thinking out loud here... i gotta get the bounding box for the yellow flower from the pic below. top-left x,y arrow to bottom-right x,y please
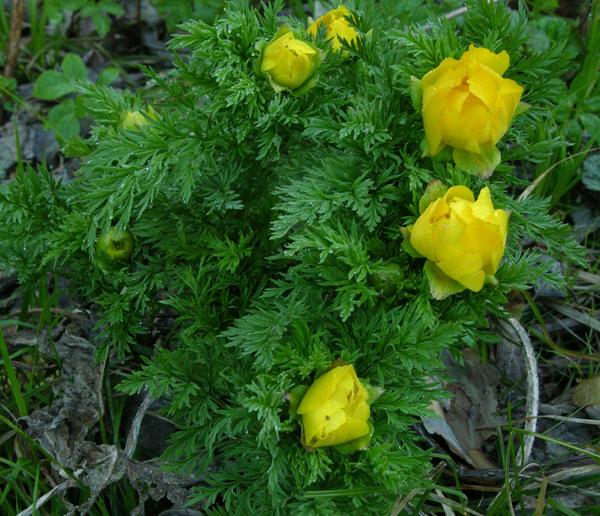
297,364 -> 370,449
261,29 -> 320,92
410,186 -> 509,293
307,6 -> 359,52
419,45 -> 523,175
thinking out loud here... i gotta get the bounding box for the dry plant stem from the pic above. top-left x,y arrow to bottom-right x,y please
4,0 -> 24,78
16,480 -> 74,516
125,392 -> 153,458
508,318 -> 539,465
534,477 -> 549,516
390,462 -> 446,516
519,146 -> 600,200
523,291 -> 600,361
421,0 -> 498,30
457,457 -> 600,486
486,320 -> 539,515
435,489 -> 456,516
425,495 -> 484,516
477,413 -> 600,428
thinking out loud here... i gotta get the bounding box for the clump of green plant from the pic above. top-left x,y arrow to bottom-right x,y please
0,0 -> 588,512
1,0 -> 124,76
150,0 -> 227,30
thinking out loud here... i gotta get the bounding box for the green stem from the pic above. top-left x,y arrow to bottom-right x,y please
0,330 -> 28,417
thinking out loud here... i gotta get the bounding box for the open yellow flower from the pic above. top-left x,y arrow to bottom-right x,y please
297,364 -> 370,449
418,45 -> 523,176
261,29 -> 320,92
410,186 -> 509,295
307,6 -> 359,52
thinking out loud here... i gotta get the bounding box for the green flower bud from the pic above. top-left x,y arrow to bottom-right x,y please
372,262 -> 404,295
95,227 -> 134,269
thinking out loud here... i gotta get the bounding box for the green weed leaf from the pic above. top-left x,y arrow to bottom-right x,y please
47,100 -> 80,142
62,53 -> 88,81
32,70 -> 76,100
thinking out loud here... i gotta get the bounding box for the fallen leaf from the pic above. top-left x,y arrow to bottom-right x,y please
422,349 -> 502,469
18,315 -> 201,515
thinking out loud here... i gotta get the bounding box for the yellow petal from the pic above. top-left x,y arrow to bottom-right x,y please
262,31 -> 317,90
430,212 -> 466,256
287,37 -> 316,55
311,415 -> 370,448
467,63 -> 501,108
433,60 -> 468,92
460,217 -> 505,275
446,88 -> 470,113
498,78 -> 523,119
444,186 -> 475,203
297,365 -> 354,414
411,198 -> 446,261
422,86 -> 447,156
494,208 -> 510,244
308,6 -> 357,52
449,199 -> 475,225
260,57 -> 277,72
327,18 -> 359,50
299,363 -> 371,449
436,248 -> 485,291
472,186 -> 495,220
487,78 -> 522,143
466,44 -> 510,75
420,57 -> 461,90
349,397 -> 370,421
445,94 -> 492,152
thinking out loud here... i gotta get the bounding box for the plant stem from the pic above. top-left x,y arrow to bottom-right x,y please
3,0 -> 24,78
0,330 -> 28,417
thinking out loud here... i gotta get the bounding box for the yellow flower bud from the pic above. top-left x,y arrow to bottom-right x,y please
297,364 -> 370,449
121,107 -> 157,131
121,111 -> 147,131
419,45 -> 523,175
261,29 -> 320,92
307,6 -> 359,52
410,186 -> 509,294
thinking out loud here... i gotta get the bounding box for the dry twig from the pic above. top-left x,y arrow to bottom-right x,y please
3,0 -> 24,78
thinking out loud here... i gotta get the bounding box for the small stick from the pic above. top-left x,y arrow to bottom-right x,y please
421,0 -> 498,31
3,0 -> 24,78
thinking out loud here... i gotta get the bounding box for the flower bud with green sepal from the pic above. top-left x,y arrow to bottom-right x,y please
297,363 -> 372,450
121,106 -> 158,131
95,227 -> 134,272
371,262 -> 404,296
256,26 -> 324,95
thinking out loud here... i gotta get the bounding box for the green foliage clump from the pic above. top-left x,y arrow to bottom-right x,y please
0,0 -> 588,512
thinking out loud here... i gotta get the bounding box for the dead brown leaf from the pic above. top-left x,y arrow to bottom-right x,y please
422,349 -> 502,469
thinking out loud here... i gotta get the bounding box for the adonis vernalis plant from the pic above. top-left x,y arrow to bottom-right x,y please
0,0 -> 587,513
